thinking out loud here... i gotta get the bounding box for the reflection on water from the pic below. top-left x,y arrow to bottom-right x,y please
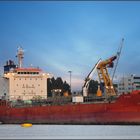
0,125 -> 140,139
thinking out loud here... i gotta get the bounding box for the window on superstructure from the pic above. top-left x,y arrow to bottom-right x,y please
134,77 -> 140,79
21,72 -> 24,74
134,82 -> 140,84
24,72 -> 26,74
18,72 -> 20,74
27,72 -> 30,74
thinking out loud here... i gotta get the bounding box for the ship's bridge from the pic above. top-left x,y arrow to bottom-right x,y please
15,68 -> 42,75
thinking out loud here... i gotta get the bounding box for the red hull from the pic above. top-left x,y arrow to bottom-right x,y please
0,91 -> 140,124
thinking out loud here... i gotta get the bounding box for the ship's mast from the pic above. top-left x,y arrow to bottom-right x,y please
16,46 -> 24,68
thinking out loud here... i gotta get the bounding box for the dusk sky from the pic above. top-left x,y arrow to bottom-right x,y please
0,1 -> 140,91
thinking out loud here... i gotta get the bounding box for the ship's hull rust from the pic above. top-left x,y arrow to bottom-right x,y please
0,91 -> 140,124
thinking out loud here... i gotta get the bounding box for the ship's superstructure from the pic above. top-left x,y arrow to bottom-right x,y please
1,47 -> 51,101
4,67 -> 49,101
0,77 -> 9,100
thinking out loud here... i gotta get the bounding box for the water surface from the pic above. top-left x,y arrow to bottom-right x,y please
0,125 -> 140,139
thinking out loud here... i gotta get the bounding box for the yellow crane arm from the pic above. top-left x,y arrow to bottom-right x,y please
97,55 -> 117,69
97,55 -> 117,97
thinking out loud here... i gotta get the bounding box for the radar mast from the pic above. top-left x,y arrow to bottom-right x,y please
16,46 -> 24,68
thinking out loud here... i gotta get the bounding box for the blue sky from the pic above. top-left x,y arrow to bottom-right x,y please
0,1 -> 140,91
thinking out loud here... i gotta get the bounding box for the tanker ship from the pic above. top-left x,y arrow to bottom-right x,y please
0,44 -> 140,124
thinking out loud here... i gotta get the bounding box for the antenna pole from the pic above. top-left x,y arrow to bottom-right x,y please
16,46 -> 24,68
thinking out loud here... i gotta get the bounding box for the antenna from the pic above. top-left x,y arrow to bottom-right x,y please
16,46 -> 24,68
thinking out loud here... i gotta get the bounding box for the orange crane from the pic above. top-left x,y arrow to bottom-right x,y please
83,39 -> 123,98
97,55 -> 117,97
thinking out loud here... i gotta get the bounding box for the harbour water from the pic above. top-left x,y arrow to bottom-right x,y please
0,125 -> 140,139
